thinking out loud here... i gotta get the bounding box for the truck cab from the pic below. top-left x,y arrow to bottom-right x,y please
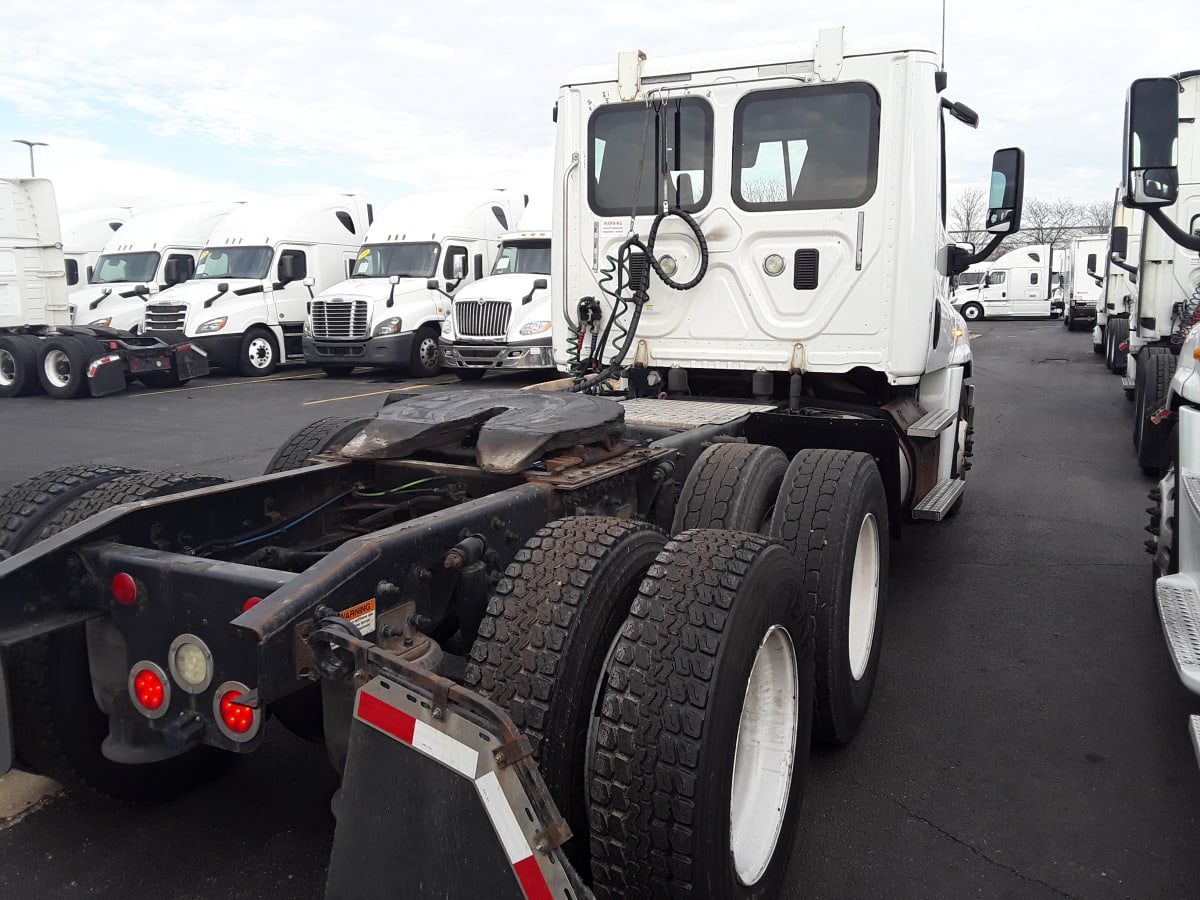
142,194 -> 370,376
303,189 -> 525,378
59,208 -> 132,289
1062,233 -> 1107,331
1095,193 -> 1144,362
439,230 -> 555,380
71,202 -> 239,332
952,244 -> 1056,321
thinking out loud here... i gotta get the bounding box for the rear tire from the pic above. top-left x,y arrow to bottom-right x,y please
1135,348 -> 1176,475
589,530 -> 813,900
770,449 -> 888,745
6,471 -> 232,802
1110,319 -> 1129,374
672,442 -> 787,534
263,417 -> 371,474
237,327 -> 278,377
0,334 -> 42,397
37,335 -> 95,399
408,325 -> 442,378
465,516 -> 666,878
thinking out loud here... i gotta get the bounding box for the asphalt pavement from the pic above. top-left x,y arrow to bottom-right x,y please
0,330 -> 1197,899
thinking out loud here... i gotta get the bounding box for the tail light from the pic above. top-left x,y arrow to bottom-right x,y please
111,572 -> 138,606
128,662 -> 170,719
213,681 -> 261,741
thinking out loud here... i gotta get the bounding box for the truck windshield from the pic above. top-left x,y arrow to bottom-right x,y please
352,242 -> 440,278
491,241 -> 551,276
194,246 -> 273,280
89,252 -> 160,284
956,272 -> 985,287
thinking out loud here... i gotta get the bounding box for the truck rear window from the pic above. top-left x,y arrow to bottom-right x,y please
588,98 -> 713,217
733,83 -> 880,211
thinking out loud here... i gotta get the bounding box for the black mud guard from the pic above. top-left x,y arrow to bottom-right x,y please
86,355 -> 128,397
173,341 -> 211,381
321,636 -> 587,900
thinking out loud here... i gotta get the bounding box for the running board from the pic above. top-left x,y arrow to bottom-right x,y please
1191,716 -> 1200,774
911,478 -> 965,521
1156,574 -> 1200,695
1122,375 -> 1135,391
906,408 -> 957,439
1184,471 -> 1200,520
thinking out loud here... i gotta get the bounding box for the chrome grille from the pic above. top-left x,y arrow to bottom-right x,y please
310,298 -> 369,340
144,303 -> 187,332
454,300 -> 511,339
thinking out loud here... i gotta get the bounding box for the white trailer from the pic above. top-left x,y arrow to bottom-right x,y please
1061,233 -> 1107,331
59,207 -> 132,287
142,194 -> 371,376
1133,73 -> 1200,772
1096,191 -> 1144,371
71,202 -> 240,333
952,243 -> 1056,321
439,229 -> 555,380
0,179 -> 208,399
303,189 -> 525,378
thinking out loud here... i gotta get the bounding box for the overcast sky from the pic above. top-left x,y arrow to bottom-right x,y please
1,0 -> 1195,222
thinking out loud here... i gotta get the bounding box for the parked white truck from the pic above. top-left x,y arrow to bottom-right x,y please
0,179 -> 208,398
59,207 -> 132,287
142,194 -> 371,376
1132,73 -> 1200,772
438,229 -> 554,380
71,202 -> 239,333
952,243 -> 1057,321
303,189 -> 525,378
1061,233 -> 1107,331
1096,192 -> 1143,372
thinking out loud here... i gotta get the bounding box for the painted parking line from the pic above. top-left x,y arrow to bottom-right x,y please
133,372 -> 327,396
303,383 -> 431,406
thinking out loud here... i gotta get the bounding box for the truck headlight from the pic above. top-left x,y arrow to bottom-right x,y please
303,318 -> 313,337
441,320 -> 453,337
373,317 -> 403,337
197,317 -> 227,333
89,317 -> 112,327
519,320 -> 551,336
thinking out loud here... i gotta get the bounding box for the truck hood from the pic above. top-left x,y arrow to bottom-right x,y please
452,273 -> 548,304
145,278 -> 265,309
316,277 -> 433,304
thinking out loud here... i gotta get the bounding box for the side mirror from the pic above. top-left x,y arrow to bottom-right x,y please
1086,253 -> 1098,277
277,251 -> 307,285
65,259 -> 79,286
473,253 -> 484,281
1124,77 -> 1179,208
389,275 -> 400,286
134,284 -> 150,297
945,244 -> 972,278
426,278 -> 440,291
451,255 -> 466,281
163,257 -> 191,286
986,148 -> 1025,235
303,276 -> 316,288
532,278 -> 548,291
1111,226 -> 1129,259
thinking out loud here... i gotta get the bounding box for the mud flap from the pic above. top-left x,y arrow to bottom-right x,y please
173,342 -> 210,380
0,652 -> 12,776
86,357 -> 127,397
322,655 -> 587,900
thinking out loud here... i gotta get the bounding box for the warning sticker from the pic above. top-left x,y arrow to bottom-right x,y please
599,218 -> 626,236
340,598 -> 377,636
357,247 -> 371,260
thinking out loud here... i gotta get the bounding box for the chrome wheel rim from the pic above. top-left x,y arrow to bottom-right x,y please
246,337 -> 274,370
43,349 -> 72,388
848,513 -> 880,680
418,337 -> 440,369
0,348 -> 15,387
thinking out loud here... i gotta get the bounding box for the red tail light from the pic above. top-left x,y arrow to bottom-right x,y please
128,662 -> 170,718
112,572 -> 137,606
213,681 -> 261,741
219,691 -> 254,734
242,596 -> 263,612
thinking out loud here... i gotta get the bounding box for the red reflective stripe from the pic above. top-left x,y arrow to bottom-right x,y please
512,856 -> 553,900
1119,341 -> 1129,351
357,691 -> 415,745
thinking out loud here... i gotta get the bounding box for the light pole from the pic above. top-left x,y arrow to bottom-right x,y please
12,139 -> 48,177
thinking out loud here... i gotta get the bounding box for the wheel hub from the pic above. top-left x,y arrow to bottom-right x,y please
248,338 -> 273,369
44,349 -> 72,388
0,348 -> 15,386
847,513 -> 880,680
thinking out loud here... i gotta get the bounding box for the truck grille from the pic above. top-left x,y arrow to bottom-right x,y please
144,304 -> 187,332
310,298 -> 369,340
454,300 -> 511,339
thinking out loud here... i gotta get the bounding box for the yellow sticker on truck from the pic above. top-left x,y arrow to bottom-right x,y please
340,598 -> 376,636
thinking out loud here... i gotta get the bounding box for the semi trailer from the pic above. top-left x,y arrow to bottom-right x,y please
1061,233 -> 1107,331
303,189 -> 525,378
0,29 -> 1023,898
438,229 -> 556,379
143,194 -> 372,376
0,179 -> 209,399
71,201 -> 240,334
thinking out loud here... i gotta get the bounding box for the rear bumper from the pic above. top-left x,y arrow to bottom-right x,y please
304,333 -> 414,369
440,340 -> 555,370
86,336 -> 209,396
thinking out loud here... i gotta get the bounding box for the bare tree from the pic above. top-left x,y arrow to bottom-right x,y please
949,186 -> 986,249
1079,200 -> 1111,234
1013,197 -> 1083,247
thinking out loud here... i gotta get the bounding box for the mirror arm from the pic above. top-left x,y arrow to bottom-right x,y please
1110,254 -> 1139,281
964,233 -> 1006,267
1145,206 -> 1200,252
387,282 -> 396,308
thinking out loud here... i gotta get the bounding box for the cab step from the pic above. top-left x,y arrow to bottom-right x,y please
1122,375 -> 1135,391
1191,716 -> 1200,774
911,477 -> 965,521
907,407 -> 957,438
1156,574 -> 1200,695
1183,471 -> 1200,520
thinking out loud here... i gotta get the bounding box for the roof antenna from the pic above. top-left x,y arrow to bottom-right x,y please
935,0 -> 949,93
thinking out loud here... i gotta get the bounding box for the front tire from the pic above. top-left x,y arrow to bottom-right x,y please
770,449 -> 889,745
408,325 -> 442,378
453,368 -> 487,381
1135,348 -> 1176,475
589,530 -> 813,900
960,302 -> 983,322
237,327 -> 278,377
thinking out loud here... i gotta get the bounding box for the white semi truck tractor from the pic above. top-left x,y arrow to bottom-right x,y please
1133,73 -> 1200,772
0,30 -> 1023,899
303,189 -> 525,378
952,243 -> 1057,321
438,229 -> 556,380
142,194 -> 371,376
71,201 -> 240,334
1096,190 -> 1143,374
1062,233 -> 1107,331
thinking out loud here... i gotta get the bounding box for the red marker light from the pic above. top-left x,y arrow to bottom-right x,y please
242,596 -> 262,612
112,573 -> 137,606
134,669 -> 165,711
219,690 -> 255,734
